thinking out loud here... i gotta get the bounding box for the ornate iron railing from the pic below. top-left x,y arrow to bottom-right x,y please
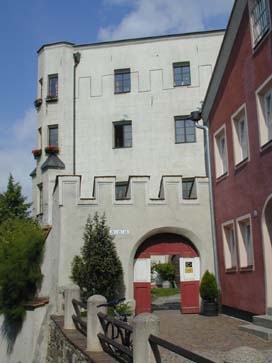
149,334 -> 216,363
97,312 -> 133,363
72,299 -> 87,337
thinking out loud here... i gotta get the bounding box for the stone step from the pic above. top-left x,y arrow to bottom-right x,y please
253,315 -> 272,329
240,324 -> 272,341
267,307 -> 272,316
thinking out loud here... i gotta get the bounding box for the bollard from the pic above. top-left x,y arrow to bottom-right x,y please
87,295 -> 107,352
64,284 -> 80,329
224,346 -> 265,363
133,313 -> 160,363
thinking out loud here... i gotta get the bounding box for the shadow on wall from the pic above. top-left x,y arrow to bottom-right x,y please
1,316 -> 23,354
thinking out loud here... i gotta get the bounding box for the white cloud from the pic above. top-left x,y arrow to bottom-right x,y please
0,107 -> 36,201
99,0 -> 234,41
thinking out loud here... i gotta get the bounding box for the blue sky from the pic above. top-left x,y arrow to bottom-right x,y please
0,0 -> 234,200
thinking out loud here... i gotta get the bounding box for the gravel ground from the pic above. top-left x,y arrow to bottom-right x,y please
155,310 -> 272,363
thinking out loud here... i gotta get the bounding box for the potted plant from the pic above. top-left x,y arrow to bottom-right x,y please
45,145 -> 59,155
199,270 -> 219,316
32,148 -> 42,159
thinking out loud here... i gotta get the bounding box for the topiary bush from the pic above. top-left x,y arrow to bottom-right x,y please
199,270 -> 219,302
71,213 -> 124,302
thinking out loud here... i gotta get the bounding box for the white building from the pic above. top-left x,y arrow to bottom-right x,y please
30,30 -> 224,315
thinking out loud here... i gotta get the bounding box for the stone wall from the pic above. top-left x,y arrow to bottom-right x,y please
46,319 -> 90,363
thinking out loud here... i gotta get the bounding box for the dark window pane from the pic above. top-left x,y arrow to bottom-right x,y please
114,122 -> 132,148
49,126 -> 58,146
114,69 -> 131,93
115,182 -> 128,200
48,75 -> 58,97
175,117 -> 195,143
182,178 -> 197,199
174,63 -> 191,86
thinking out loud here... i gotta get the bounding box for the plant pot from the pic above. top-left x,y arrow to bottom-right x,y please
32,148 -> 42,159
202,300 -> 218,316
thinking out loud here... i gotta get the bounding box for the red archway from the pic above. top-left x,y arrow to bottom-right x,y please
134,233 -> 200,314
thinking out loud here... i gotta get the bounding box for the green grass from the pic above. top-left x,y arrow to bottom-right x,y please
151,288 -> 180,298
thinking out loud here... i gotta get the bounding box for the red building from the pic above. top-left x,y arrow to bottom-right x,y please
202,0 -> 272,316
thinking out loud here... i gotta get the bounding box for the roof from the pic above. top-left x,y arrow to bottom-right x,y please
37,29 -> 225,54
201,0 -> 248,123
41,154 -> 65,171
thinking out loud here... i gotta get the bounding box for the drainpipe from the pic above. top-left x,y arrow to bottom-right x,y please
191,111 -> 220,289
73,52 -> 81,175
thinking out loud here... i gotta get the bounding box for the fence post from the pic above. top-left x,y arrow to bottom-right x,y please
133,313 -> 160,363
64,284 -> 80,329
224,346 -> 265,363
87,295 -> 107,352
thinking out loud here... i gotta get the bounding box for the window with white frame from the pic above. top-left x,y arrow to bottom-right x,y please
249,0 -> 270,47
231,105 -> 249,165
256,76 -> 272,147
222,222 -> 237,270
236,215 -> 254,269
214,126 -> 228,178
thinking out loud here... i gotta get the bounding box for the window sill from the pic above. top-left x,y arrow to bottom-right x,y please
114,91 -> 131,95
260,139 -> 272,154
234,157 -> 249,170
113,146 -> 132,149
239,265 -> 254,272
225,267 -> 237,273
252,28 -> 271,55
175,141 -> 196,144
46,96 -> 58,103
174,84 -> 191,87
216,171 -> 228,183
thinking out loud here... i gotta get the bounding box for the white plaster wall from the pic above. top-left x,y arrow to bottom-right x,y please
32,32 -> 224,222
53,175 -> 213,300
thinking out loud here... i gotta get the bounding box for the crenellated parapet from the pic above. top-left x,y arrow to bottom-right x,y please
55,174 -> 209,208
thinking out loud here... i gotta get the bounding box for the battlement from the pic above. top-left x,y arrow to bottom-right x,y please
54,174 -> 209,207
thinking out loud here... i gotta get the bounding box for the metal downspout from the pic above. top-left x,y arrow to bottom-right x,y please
73,52 -> 81,175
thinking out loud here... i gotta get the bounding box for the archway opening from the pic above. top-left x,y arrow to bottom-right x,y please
263,197 -> 272,309
133,233 -> 200,314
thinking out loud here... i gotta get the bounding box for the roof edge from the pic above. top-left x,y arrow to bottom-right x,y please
201,0 -> 247,122
37,29 -> 225,54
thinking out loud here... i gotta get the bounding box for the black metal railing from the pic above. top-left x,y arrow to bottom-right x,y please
97,312 -> 133,363
72,299 -> 87,336
149,334 -> 216,363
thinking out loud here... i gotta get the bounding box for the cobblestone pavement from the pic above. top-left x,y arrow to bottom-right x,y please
155,310 -> 272,363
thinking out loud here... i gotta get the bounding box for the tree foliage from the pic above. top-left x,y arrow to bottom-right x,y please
71,213 -> 124,301
199,270 -> 219,302
152,262 -> 175,283
0,174 -> 31,224
0,218 -> 45,321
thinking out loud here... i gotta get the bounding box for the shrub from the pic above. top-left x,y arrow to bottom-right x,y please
0,218 -> 45,321
199,270 -> 219,302
152,262 -> 175,284
71,213 -> 124,301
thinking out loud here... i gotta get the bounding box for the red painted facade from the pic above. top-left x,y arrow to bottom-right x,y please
208,2 -> 272,314
134,233 -> 200,314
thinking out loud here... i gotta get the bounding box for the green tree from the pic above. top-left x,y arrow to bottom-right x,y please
71,213 -> 124,301
0,218 -> 45,321
199,270 -> 219,302
0,175 -> 31,224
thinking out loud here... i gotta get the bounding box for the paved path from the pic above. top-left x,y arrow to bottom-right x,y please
155,310 -> 272,362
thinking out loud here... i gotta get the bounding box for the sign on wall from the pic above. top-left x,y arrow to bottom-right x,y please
110,229 -> 130,235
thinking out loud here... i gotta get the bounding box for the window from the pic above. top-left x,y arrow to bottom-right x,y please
231,105 -> 249,165
114,69 -> 131,94
48,125 -> 58,146
175,117 -> 196,143
182,178 -> 197,200
222,222 -> 237,270
115,182 -> 128,200
48,74 -> 58,98
236,215 -> 254,269
214,126 -> 228,178
173,62 -> 191,87
256,76 -> 272,147
39,78 -> 43,98
250,0 -> 270,47
38,127 -> 42,149
114,121 -> 132,148
37,183 -> 43,214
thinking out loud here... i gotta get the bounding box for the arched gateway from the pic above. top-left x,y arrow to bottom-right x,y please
133,233 -> 200,314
